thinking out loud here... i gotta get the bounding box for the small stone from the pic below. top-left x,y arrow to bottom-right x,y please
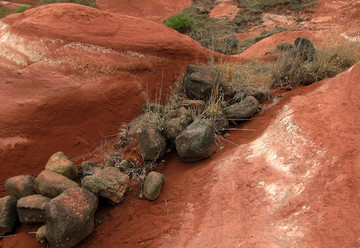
35,170 -> 79,198
36,225 -> 47,244
81,161 -> 101,177
0,196 -> 17,236
17,194 -> 51,223
45,151 -> 78,180
5,175 -> 36,199
143,172 -> 165,201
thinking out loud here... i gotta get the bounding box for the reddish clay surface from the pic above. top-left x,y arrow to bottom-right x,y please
1,0 -> 360,247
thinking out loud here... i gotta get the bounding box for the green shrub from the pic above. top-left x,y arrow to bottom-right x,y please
15,5 -> 30,13
164,14 -> 194,33
39,0 -> 96,7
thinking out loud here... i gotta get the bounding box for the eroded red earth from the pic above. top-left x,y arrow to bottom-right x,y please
1,0 -> 360,247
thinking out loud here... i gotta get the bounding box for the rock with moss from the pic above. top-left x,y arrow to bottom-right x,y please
45,188 -> 98,248
184,65 -> 219,101
143,172 -> 165,201
45,151 -> 78,180
5,175 -> 36,199
175,119 -> 216,162
81,167 -> 129,204
0,196 -> 17,236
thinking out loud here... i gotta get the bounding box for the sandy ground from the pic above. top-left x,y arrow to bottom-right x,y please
0,0 -> 360,247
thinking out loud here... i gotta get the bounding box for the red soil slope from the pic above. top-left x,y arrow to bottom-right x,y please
96,0 -> 192,23
0,3 -> 215,194
1,0 -> 360,247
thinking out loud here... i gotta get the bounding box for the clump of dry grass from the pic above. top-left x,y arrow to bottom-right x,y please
215,60 -> 273,102
272,39 -> 360,87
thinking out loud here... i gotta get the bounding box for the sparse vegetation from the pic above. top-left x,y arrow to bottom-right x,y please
0,8 -> 11,18
272,39 -> 360,86
39,0 -> 96,7
15,5 -> 30,13
164,0 -> 318,53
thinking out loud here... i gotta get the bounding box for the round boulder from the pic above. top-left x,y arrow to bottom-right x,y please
175,119 -> 216,162
224,96 -> 259,121
143,172 -> 165,201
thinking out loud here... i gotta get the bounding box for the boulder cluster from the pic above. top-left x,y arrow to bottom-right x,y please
125,64 -> 263,164
0,151 -> 165,247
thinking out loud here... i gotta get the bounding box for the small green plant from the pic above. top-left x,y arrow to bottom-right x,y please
40,0 -> 96,7
15,5 -> 30,13
0,8 -> 11,18
164,14 -> 194,33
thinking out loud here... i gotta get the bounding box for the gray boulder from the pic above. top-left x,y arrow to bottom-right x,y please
45,151 -> 78,180
139,128 -> 167,161
81,161 -> 102,177
36,225 -> 47,244
0,196 -> 17,236
35,170 -> 79,198
224,96 -> 259,121
293,37 -> 316,61
81,167 -> 129,204
143,172 -> 165,201
175,119 -> 217,162
17,194 -> 51,223
45,188 -> 98,248
5,175 -> 36,199
184,65 -> 218,101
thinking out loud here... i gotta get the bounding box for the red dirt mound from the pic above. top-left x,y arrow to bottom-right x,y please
96,0 -> 192,23
0,3 -> 215,195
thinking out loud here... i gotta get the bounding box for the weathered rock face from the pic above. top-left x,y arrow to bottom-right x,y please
293,37 -> 316,61
45,187 -> 98,248
81,161 -> 102,178
17,194 -> 51,223
175,119 -> 217,162
224,96 -> 259,121
143,172 -> 165,201
45,151 -> 78,180
35,170 -> 79,198
0,196 -> 17,236
5,175 -> 36,199
36,225 -> 47,244
184,65 -> 219,101
81,167 -> 129,204
139,128 -> 167,161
